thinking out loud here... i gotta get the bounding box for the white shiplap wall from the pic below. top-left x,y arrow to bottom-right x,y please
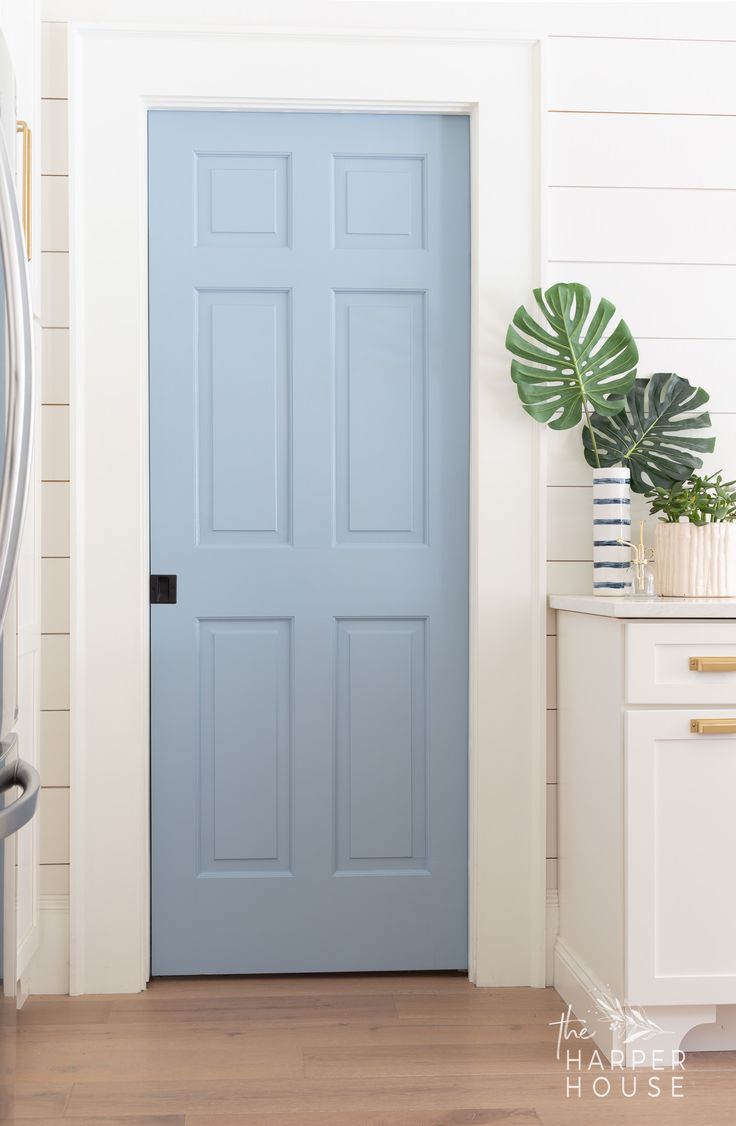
545,35 -> 736,890
39,20 -> 69,905
35,22 -> 736,970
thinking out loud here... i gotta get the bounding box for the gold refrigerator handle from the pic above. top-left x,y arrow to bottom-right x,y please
15,120 -> 31,260
690,718 -> 736,735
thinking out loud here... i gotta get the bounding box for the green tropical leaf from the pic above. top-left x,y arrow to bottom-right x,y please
583,372 -> 716,494
505,282 -> 639,440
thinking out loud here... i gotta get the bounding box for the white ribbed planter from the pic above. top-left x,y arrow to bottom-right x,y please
655,522 -> 736,597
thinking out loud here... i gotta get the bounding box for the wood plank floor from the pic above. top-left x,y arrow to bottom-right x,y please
2,974 -> 736,1123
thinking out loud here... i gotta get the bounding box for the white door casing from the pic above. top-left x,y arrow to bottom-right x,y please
68,24 -> 546,994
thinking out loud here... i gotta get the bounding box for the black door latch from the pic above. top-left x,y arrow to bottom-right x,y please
150,575 -> 177,604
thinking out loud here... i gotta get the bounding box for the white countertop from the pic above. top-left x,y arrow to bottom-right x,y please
549,594 -> 736,618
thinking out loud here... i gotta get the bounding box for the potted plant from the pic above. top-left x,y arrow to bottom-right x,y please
506,283 -> 716,595
646,473 -> 736,597
505,283 -> 639,592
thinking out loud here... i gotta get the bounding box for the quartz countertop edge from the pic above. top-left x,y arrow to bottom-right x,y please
549,594 -> 736,619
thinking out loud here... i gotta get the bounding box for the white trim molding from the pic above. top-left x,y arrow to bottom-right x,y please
26,894 -> 70,996
546,889 -> 560,987
554,936 -> 717,1068
69,22 -> 546,994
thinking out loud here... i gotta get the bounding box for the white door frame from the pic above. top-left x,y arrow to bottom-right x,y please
68,23 -> 546,994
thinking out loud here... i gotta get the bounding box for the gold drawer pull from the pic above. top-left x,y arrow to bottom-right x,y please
689,656 -> 736,673
691,718 -> 736,735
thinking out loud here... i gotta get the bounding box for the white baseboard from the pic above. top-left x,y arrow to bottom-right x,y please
26,894 -> 69,995
545,890 -> 559,986
554,936 -> 615,1059
554,936 -> 717,1066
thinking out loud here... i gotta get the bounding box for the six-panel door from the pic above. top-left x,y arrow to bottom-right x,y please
149,111 -> 470,973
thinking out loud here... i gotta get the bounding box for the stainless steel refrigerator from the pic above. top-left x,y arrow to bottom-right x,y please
0,27 -> 40,1114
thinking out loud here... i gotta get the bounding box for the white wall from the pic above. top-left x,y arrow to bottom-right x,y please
544,35 -> 736,898
32,1 -> 736,989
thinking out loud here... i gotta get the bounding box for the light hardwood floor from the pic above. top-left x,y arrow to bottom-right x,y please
2,974 -> 736,1124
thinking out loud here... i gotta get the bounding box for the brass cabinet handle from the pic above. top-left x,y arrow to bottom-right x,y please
15,120 -> 31,260
689,656 -> 736,673
690,718 -> 736,735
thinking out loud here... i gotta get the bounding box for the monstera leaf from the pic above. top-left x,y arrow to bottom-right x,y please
583,372 -> 715,494
505,283 -> 639,445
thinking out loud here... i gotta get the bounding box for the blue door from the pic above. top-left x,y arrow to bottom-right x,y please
149,111 -> 470,974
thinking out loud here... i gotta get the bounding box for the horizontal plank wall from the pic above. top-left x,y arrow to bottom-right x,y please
34,17 -> 70,992
545,34 -> 736,921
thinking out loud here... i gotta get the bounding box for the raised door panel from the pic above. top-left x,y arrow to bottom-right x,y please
334,290 -> 425,543
197,153 -> 291,247
335,618 -> 427,872
197,289 -> 291,545
333,155 -> 425,249
198,619 -> 292,874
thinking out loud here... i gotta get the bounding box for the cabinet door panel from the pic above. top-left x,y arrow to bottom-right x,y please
627,710 -> 736,1004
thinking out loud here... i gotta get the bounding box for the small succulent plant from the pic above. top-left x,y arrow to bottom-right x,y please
646,472 -> 736,524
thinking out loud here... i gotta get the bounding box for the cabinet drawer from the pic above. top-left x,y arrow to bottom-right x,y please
627,622 -> 736,705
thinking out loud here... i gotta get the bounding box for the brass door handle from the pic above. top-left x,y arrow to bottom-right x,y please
15,120 -> 31,260
690,718 -> 736,735
689,656 -> 736,673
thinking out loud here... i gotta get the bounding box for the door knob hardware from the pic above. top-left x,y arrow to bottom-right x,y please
150,574 -> 177,604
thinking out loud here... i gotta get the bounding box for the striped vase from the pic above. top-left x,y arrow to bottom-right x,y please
593,466 -> 632,596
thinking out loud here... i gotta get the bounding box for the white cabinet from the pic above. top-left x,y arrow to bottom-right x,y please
550,595 -> 736,1063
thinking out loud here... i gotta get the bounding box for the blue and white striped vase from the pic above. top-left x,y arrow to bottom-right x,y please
593,466 -> 633,596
